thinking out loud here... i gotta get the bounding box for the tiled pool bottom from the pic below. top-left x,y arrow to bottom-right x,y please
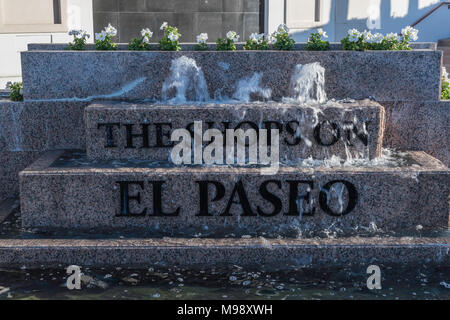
0,264 -> 448,300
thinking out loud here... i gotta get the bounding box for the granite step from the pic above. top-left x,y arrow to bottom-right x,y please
19,150 -> 449,235
0,236 -> 448,269
85,100 -> 385,161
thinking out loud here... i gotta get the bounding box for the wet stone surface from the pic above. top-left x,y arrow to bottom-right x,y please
0,264 -> 448,300
85,100 -> 384,161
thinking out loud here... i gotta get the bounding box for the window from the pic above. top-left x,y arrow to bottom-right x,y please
286,0 -> 322,28
0,0 -> 67,33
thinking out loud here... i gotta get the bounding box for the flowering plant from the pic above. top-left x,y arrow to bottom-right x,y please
159,22 -> 181,51
195,33 -> 208,51
217,31 -> 239,51
95,24 -> 117,50
341,28 -> 363,50
341,27 -> 417,51
5,81 -> 23,101
67,29 -> 90,50
394,26 -> 419,50
273,24 -> 295,51
442,67 -> 450,100
305,28 -> 329,51
243,33 -> 269,50
129,28 -> 153,50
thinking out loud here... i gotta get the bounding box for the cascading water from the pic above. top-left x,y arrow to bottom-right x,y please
161,56 -> 210,103
232,72 -> 272,102
283,62 -> 327,104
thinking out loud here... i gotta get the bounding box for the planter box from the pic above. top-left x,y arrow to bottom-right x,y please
21,45 -> 442,102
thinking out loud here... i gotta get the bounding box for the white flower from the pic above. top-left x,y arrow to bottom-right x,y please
442,67 -> 449,81
369,33 -> 383,44
105,24 -> 117,37
95,31 -> 107,41
317,28 -> 328,39
142,36 -> 150,44
68,29 -> 79,36
5,81 -> 12,89
362,30 -> 372,42
277,23 -> 289,34
385,32 -> 399,42
267,33 -> 276,44
141,28 -> 153,39
196,33 -> 208,44
160,22 -> 168,30
168,32 -> 179,42
347,28 -> 361,42
401,26 -> 418,41
226,31 -> 239,41
249,33 -> 259,42
74,30 -> 89,39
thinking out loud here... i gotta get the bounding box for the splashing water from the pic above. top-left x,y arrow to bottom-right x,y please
232,72 -> 272,102
283,62 -> 327,104
162,56 -> 210,103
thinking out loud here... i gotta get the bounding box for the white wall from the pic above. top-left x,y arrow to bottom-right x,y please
267,0 -> 450,42
0,0 -> 93,88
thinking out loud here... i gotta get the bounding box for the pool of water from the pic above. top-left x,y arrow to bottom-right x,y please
0,264 -> 448,300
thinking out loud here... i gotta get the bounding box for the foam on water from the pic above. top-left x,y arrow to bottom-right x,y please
162,56 -> 210,103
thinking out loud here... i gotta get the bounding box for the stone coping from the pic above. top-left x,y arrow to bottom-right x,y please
0,236 -> 448,268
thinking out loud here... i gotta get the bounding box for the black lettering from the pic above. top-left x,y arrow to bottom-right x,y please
148,181 -> 180,216
285,180 -> 315,216
116,181 -> 146,216
196,180 -> 226,216
319,180 -> 358,216
257,180 -> 282,216
221,180 -> 255,216
98,123 -> 120,148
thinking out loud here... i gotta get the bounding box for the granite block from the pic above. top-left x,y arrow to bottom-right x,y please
0,237 -> 448,268
382,100 -> 450,166
21,49 -> 442,102
19,150 -> 449,234
85,100 -> 384,161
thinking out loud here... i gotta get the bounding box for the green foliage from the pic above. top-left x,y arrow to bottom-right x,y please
194,43 -> 208,51
159,25 -> 181,51
305,31 -> 330,51
273,32 -> 295,51
6,82 -> 23,102
95,35 -> 117,51
442,79 -> 450,100
341,36 -> 363,51
216,38 -> 236,51
128,37 -> 152,51
243,37 -> 269,51
67,37 -> 87,50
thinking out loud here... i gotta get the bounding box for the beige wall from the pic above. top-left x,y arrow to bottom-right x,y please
0,0 -> 93,87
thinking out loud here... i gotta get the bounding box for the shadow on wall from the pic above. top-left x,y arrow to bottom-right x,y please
290,0 -> 443,42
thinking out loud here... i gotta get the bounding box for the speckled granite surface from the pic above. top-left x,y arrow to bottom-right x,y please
85,100 -> 384,161
21,50 -> 442,101
19,150 -> 449,234
0,236 -> 448,268
0,100 -> 87,200
383,100 -> 450,167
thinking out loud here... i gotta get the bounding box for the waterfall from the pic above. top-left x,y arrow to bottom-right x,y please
284,62 -> 327,104
162,56 -> 210,103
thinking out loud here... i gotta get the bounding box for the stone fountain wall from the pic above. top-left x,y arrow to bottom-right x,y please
0,43 -> 448,203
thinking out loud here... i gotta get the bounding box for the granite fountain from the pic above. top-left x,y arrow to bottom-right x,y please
0,43 -> 448,269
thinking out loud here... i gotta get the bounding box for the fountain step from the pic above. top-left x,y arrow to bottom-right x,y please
0,236 -> 448,269
85,100 -> 385,161
19,150 -> 449,235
